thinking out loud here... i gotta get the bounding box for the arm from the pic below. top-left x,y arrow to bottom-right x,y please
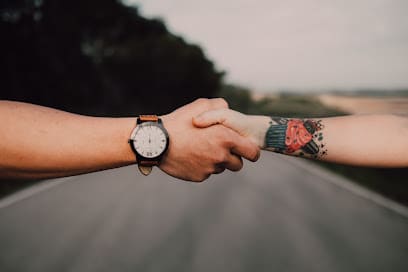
0,99 -> 259,181
193,109 -> 408,168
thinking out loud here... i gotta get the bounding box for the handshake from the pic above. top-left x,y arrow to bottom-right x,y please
1,98 -> 406,181
156,98 -> 408,181
157,98 -> 268,182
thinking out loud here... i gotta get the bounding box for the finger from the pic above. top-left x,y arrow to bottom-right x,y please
191,98 -> 229,112
229,134 -> 261,162
193,108 -> 245,130
193,109 -> 227,128
224,153 -> 243,172
209,98 -> 229,109
213,164 -> 227,174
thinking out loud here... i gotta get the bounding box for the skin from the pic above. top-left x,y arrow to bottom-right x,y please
0,99 -> 260,182
161,99 -> 260,181
193,109 -> 408,168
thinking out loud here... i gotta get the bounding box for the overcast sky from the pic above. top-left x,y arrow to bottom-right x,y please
127,0 -> 408,92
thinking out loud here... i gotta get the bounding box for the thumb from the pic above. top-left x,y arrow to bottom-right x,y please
193,108 -> 247,133
194,109 -> 271,148
193,109 -> 228,128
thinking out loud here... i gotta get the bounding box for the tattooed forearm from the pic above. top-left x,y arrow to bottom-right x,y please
264,117 -> 327,159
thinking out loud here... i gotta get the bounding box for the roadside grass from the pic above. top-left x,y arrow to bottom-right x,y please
0,179 -> 39,199
316,162 -> 408,206
218,85 -> 408,206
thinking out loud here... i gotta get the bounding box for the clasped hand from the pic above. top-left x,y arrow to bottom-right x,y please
158,98 -> 261,182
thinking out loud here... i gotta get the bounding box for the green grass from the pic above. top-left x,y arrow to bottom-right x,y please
316,162 -> 408,206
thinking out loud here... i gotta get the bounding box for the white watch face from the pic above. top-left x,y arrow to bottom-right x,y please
131,122 -> 168,158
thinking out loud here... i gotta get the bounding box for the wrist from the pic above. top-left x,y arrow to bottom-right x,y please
128,115 -> 170,176
122,117 -> 141,164
248,116 -> 271,148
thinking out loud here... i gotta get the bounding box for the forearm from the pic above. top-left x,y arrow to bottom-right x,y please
0,101 -> 136,179
194,109 -> 408,168
260,115 -> 408,167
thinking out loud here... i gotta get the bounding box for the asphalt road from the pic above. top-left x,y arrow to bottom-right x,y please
0,153 -> 407,272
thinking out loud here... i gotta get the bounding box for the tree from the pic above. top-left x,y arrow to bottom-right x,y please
0,0 -> 223,115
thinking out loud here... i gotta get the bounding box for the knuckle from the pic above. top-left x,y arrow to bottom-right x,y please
219,130 -> 235,147
191,175 -> 203,183
214,151 -> 228,164
212,98 -> 229,109
196,178 -> 204,183
191,172 -> 211,182
229,164 -> 243,172
201,173 -> 211,182
195,98 -> 210,106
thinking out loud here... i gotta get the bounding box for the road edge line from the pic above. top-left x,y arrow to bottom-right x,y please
281,156 -> 408,218
0,177 -> 74,209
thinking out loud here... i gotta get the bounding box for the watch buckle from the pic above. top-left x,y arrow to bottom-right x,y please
138,165 -> 153,176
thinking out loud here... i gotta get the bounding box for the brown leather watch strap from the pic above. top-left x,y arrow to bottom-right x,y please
139,115 -> 158,122
139,160 -> 159,166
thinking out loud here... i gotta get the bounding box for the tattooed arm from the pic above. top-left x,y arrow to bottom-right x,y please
193,109 -> 408,168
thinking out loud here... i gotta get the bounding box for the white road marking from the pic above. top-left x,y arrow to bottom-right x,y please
282,156 -> 408,218
0,177 -> 74,209
1,156 -> 407,219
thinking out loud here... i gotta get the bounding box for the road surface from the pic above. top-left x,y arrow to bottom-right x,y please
0,153 -> 407,272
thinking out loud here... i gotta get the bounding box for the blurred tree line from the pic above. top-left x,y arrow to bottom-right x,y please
0,0 -> 222,116
0,0 -> 222,196
219,84 -> 345,117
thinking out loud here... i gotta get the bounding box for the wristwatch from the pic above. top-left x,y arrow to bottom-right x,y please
128,115 -> 170,176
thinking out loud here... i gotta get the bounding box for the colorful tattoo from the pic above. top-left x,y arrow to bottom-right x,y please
265,117 -> 327,159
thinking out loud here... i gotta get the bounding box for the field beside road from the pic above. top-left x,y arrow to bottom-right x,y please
318,94 -> 408,115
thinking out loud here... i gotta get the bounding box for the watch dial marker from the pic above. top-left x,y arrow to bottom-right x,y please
132,123 -> 167,158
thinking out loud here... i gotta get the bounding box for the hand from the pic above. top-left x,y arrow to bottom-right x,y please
160,99 -> 260,182
193,108 -> 271,148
